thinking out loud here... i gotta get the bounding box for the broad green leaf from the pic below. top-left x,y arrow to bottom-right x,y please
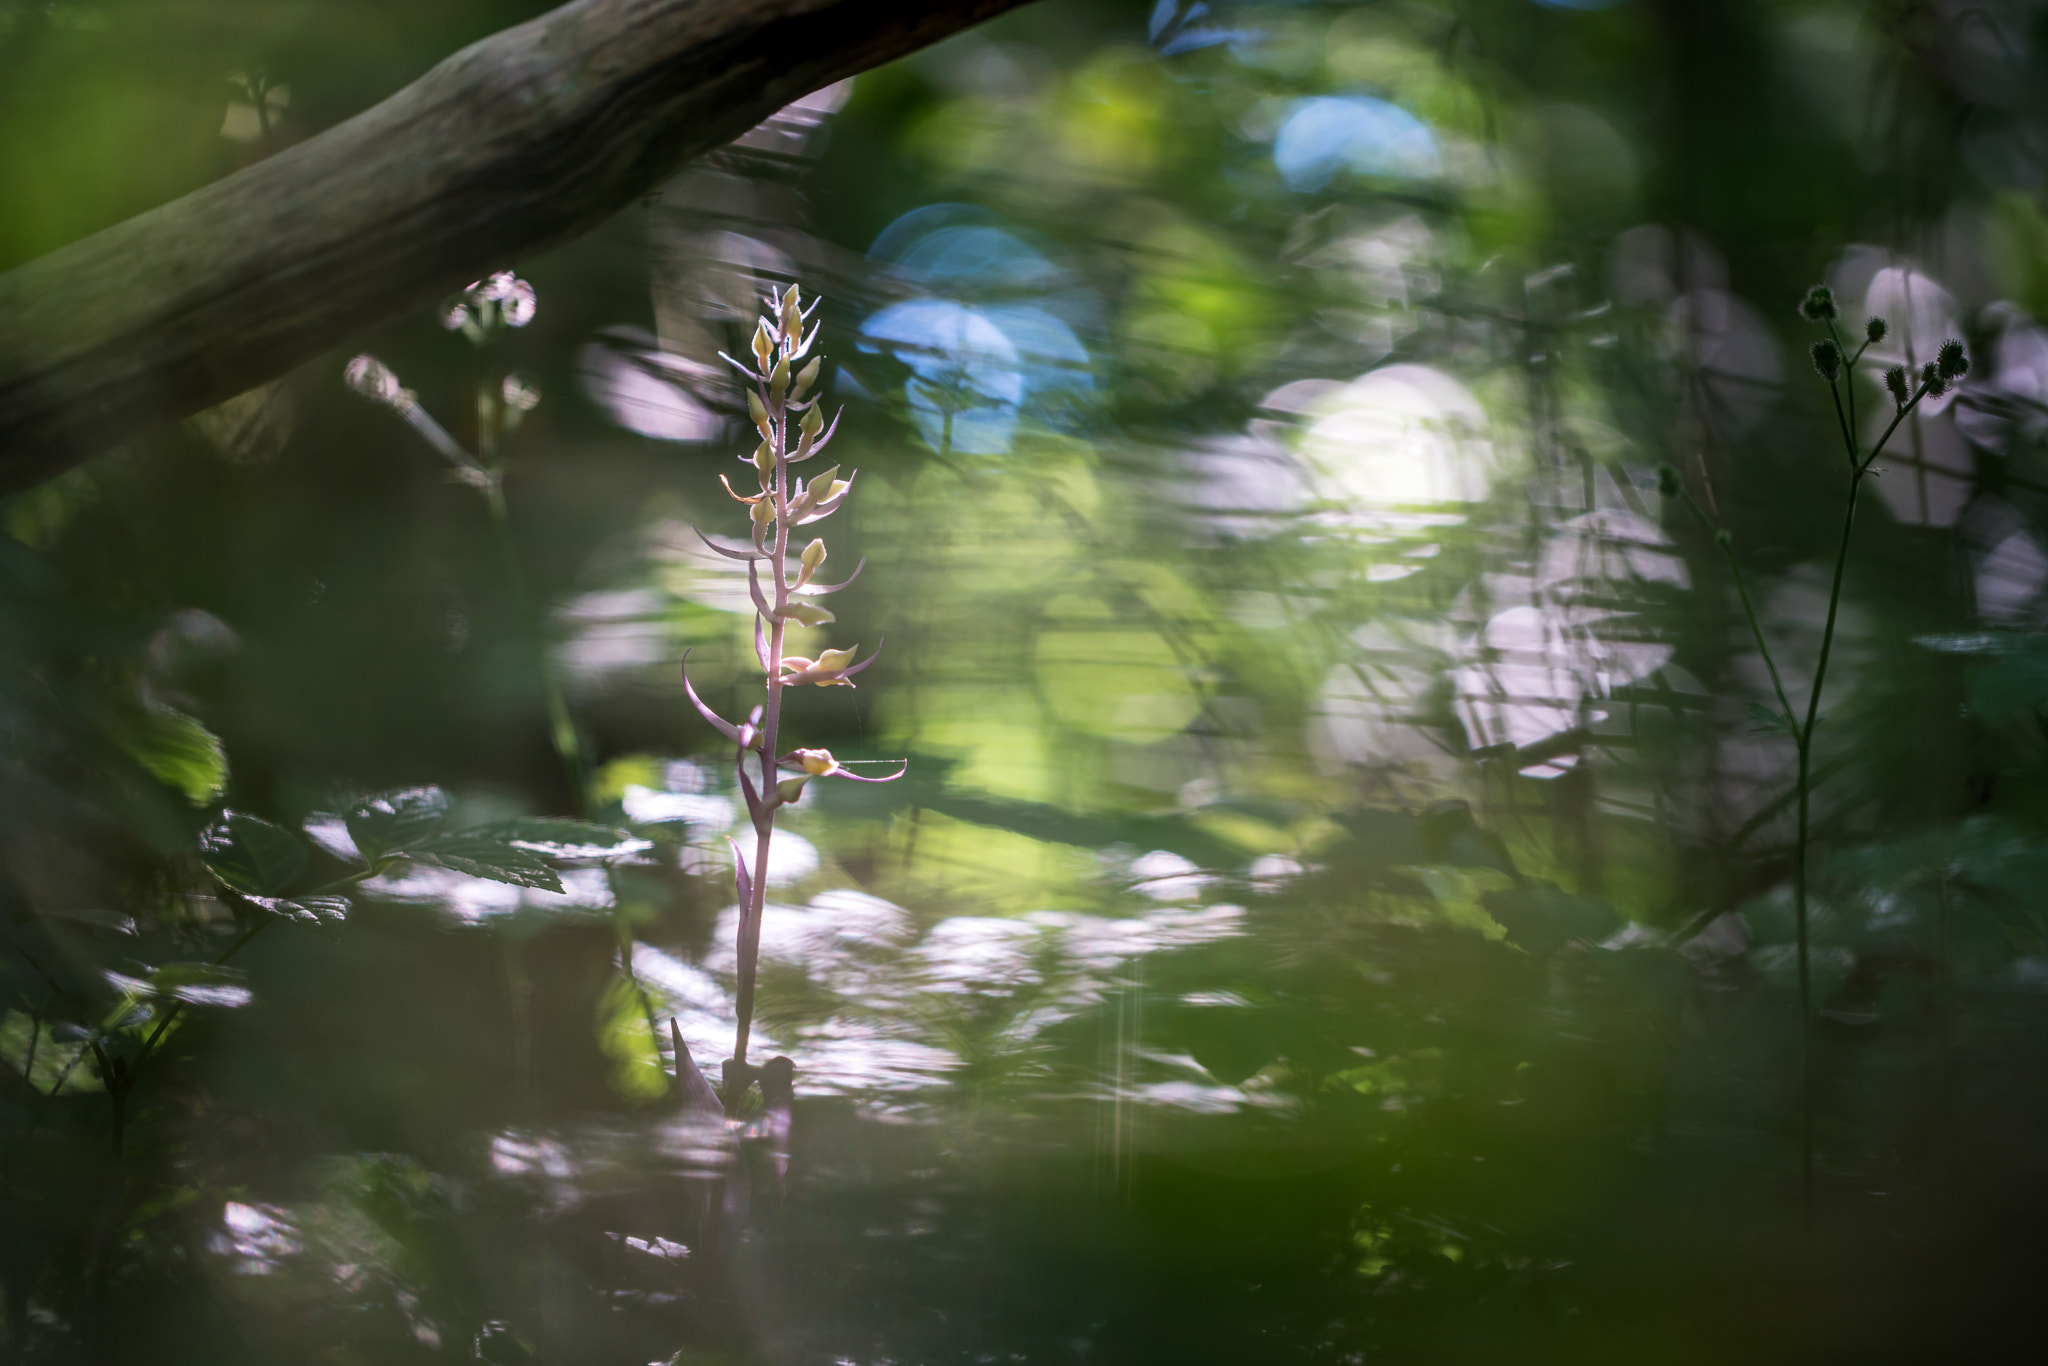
114,705 -> 228,804
246,894 -> 350,926
1484,883 -> 1622,957
471,819 -> 652,859
0,1011 -> 101,1094
201,811 -> 308,896
409,835 -> 563,892
1967,636 -> 2048,723
144,962 -> 254,1008
346,787 -> 449,861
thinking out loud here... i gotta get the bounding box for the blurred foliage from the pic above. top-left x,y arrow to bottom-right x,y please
11,0 -> 2048,1361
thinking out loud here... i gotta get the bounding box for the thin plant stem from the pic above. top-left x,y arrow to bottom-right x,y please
1793,468 -> 1861,1223
1677,488 -> 1797,731
482,463 -> 588,816
1680,324 -> 1943,1228
734,450 -> 787,1073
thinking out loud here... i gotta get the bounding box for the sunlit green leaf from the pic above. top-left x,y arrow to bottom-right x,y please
112,705 -> 227,804
201,811 -> 308,896
408,835 -> 563,892
345,786 -> 449,861
470,819 -> 652,859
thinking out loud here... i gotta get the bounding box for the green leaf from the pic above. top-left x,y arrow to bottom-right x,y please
346,787 -> 448,861
201,811 -> 308,896
143,962 -> 254,1008
470,819 -> 651,859
1483,883 -> 1623,957
408,835 -> 563,892
1745,702 -> 1795,735
1968,637 -> 2048,723
246,894 -> 350,926
114,706 -> 228,804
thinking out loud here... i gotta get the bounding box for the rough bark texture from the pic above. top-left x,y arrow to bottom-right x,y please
0,0 -> 1033,495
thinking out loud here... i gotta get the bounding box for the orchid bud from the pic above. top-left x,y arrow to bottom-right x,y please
794,357 -> 821,398
801,405 -> 824,439
752,319 -> 774,370
747,389 -> 771,435
344,354 -> 407,409
770,355 -> 790,401
815,645 -> 858,672
754,439 -> 775,477
501,373 -> 541,412
780,284 -> 802,336
795,748 -> 838,776
751,498 -> 774,530
775,776 -> 808,805
802,538 -> 826,572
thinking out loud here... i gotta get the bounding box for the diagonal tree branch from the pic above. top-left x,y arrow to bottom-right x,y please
0,0 -> 1034,496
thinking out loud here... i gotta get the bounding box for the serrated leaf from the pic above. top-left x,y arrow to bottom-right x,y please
246,894 -> 350,926
201,811 -> 308,896
104,962 -> 253,1009
1745,702 -> 1795,735
409,835 -> 563,893
470,819 -> 652,860
346,787 -> 448,861
146,962 -> 255,1008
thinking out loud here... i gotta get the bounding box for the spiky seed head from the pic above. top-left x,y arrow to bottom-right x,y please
1810,338 -> 1843,382
1937,338 -> 1969,380
1657,465 -> 1681,498
1884,365 -> 1911,405
1799,285 -> 1839,322
1920,361 -> 1947,398
1866,316 -> 1888,344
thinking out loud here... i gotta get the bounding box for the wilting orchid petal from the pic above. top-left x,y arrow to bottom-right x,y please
679,652 -> 741,742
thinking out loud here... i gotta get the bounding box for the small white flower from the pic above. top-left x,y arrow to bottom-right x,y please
343,354 -> 406,408
501,373 -> 542,411
501,278 -> 537,327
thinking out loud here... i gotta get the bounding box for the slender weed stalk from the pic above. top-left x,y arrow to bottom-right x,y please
1665,284 -> 1970,1224
345,272 -> 587,813
680,283 -> 904,1112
